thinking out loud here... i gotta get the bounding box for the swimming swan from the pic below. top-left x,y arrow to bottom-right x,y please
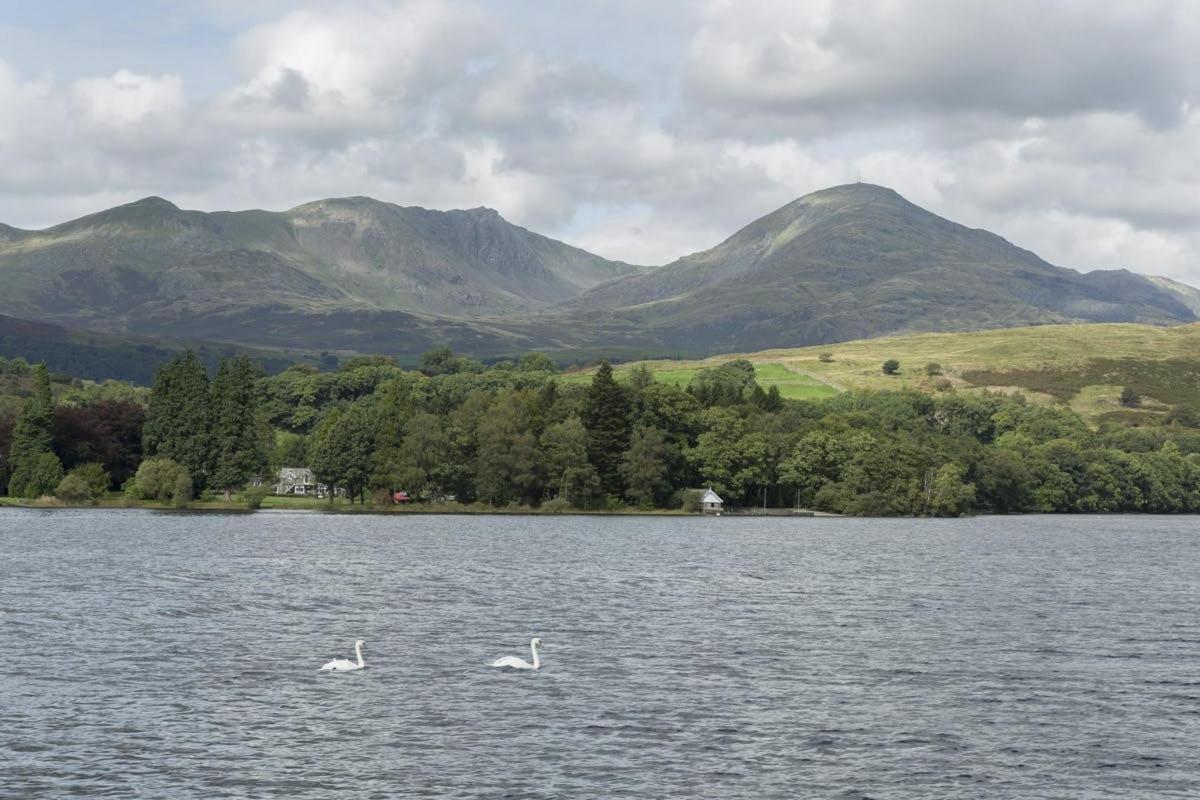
319,640 -> 366,672
490,637 -> 542,670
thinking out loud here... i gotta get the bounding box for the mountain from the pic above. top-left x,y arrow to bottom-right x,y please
0,195 -> 640,335
564,184 -> 1199,351
0,184 -> 1196,360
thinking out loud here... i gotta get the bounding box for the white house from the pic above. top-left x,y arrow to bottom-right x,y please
700,488 -> 724,514
273,467 -> 339,498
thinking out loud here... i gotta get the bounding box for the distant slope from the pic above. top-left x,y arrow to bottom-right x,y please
565,184 -> 1198,351
0,185 -> 1196,358
566,322 -> 1200,423
0,195 -> 640,337
0,313 -> 305,384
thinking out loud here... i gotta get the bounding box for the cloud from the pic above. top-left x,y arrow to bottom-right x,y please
72,69 -> 185,128
686,0 -> 1198,125
0,1 -> 1198,289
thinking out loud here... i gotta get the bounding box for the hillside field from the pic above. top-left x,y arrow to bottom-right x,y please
563,323 -> 1200,423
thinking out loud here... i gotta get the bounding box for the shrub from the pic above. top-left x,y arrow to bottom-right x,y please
69,463 -> 110,499
540,496 -> 573,513
131,458 -> 192,504
678,488 -> 703,513
243,484 -> 270,510
818,353 -> 834,363
925,362 -> 943,376
882,359 -> 901,375
1119,386 -> 1141,408
54,474 -> 97,505
171,473 -> 193,508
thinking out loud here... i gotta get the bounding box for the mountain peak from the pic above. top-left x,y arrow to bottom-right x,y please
127,196 -> 180,211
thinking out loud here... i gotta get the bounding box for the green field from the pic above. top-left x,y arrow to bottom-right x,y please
562,323 -> 1200,422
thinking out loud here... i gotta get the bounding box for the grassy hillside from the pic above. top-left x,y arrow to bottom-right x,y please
565,323 -> 1200,422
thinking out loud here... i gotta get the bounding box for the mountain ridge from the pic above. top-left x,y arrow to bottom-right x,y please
0,183 -> 1195,359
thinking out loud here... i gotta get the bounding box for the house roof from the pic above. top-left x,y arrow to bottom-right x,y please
701,489 -> 723,504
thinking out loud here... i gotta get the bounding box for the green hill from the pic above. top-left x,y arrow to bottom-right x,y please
565,322 -> 1200,423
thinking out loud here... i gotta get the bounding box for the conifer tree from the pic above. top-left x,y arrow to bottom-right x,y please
582,361 -> 631,498
210,356 -> 269,501
7,363 -> 62,498
143,351 -> 213,490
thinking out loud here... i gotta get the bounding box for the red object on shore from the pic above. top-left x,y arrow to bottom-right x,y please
392,491 -> 412,503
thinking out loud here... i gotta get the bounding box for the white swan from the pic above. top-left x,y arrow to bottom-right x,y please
319,640 -> 366,672
490,637 -> 543,670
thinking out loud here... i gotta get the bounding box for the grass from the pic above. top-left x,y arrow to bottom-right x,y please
562,361 -> 839,400
561,322 -> 1200,423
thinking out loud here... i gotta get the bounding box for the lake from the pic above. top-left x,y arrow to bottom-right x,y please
1,510 -> 1198,798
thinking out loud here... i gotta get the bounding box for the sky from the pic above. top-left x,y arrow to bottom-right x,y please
1,0 -> 1198,284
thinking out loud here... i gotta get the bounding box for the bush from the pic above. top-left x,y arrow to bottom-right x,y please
678,488 -> 703,513
242,484 -> 270,510
54,474 -> 97,505
882,359 -> 901,375
9,452 -> 64,499
925,362 -> 943,376
172,473 -> 193,508
1119,386 -> 1141,408
69,462 -> 110,498
131,458 -> 192,504
540,496 -> 573,513
818,353 -> 834,363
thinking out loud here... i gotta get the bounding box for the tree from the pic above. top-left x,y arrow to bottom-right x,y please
143,351 -> 213,489
7,364 -> 61,498
1119,386 -> 1142,408
210,356 -> 269,501
309,402 -> 377,503
928,462 -> 976,516
582,361 -> 631,498
9,452 -> 63,499
620,426 -> 673,507
52,400 -> 144,488
925,362 -> 943,376
627,363 -> 656,390
474,394 -> 542,505
685,408 -> 769,504
882,359 -> 901,375
688,360 -> 758,407
518,353 -> 557,373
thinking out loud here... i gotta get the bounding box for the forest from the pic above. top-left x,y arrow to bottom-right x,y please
2,348 -> 1200,515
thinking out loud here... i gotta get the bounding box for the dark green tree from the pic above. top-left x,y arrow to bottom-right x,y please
143,351 -> 213,489
620,426 -> 673,507
210,356 -> 269,501
309,402 -> 378,503
882,359 -> 901,375
582,361 -> 632,498
1119,386 -> 1141,408
7,363 -> 61,498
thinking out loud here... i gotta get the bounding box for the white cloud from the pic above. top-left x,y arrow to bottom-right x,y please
72,69 -> 185,128
0,1 -> 1198,290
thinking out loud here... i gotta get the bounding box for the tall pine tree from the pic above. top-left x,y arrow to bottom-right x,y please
7,363 -> 62,498
582,361 -> 631,499
210,356 -> 269,501
143,351 -> 213,490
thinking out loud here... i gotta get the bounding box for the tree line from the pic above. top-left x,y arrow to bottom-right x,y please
2,348 -> 1200,514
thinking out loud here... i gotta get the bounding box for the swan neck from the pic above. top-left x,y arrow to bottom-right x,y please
530,640 -> 540,670
355,642 -> 364,668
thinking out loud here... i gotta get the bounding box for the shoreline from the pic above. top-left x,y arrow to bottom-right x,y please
0,496 -> 834,517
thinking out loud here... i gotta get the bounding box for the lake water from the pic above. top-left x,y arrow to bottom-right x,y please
1,510 -> 1199,798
